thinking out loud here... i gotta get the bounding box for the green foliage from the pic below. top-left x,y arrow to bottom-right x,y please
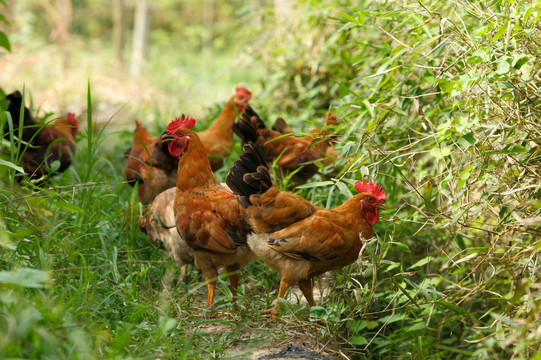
2,0 -> 541,358
247,0 -> 540,358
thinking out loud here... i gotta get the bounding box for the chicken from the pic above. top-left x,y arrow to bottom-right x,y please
161,115 -> 255,307
4,91 -> 40,143
4,90 -> 79,182
124,86 -> 251,203
141,187 -> 194,283
272,113 -> 340,167
233,106 -> 337,185
226,142 -> 386,316
199,86 -> 252,171
271,117 -> 293,134
124,120 -> 153,186
124,120 -> 179,204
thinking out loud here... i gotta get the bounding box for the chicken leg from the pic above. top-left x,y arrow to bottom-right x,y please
298,278 -> 316,307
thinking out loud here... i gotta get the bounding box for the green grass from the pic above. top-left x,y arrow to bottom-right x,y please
1,0 -> 541,359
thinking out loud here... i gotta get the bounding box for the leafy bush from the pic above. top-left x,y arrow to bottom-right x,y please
247,0 -> 540,358
1,0 -> 540,358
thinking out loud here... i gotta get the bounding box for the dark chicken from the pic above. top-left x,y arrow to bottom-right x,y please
4,90 -> 78,182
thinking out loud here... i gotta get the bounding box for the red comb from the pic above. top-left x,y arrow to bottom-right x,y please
325,112 -> 337,126
355,179 -> 386,202
235,86 -> 252,98
135,119 -> 141,128
166,115 -> 196,134
66,112 -> 78,127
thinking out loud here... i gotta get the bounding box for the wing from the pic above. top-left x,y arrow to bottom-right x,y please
176,187 -> 246,254
267,214 -> 347,262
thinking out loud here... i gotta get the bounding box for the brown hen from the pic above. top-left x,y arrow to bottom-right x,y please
124,120 -> 179,204
233,106 -> 337,185
199,86 -> 252,171
161,115 -> 255,307
226,143 -> 386,316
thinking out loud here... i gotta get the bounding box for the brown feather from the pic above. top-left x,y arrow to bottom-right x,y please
164,126 -> 255,307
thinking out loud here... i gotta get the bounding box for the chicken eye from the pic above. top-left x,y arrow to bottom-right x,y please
178,131 -> 184,136
367,197 -> 375,203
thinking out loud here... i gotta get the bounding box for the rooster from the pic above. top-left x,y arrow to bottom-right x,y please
161,115 -> 255,307
199,86 -> 252,171
141,187 -> 194,283
124,86 -> 251,204
226,143 -> 386,316
233,106 -> 337,185
124,120 -> 178,204
4,90 -> 79,182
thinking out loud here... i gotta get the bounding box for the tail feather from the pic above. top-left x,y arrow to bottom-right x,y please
226,142 -> 271,207
4,90 -> 40,142
272,117 -> 292,134
232,106 -> 267,145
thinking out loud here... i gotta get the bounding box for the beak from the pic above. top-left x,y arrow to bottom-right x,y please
161,133 -> 174,143
377,203 -> 387,210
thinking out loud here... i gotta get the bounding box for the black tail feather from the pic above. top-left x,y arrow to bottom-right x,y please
4,90 -> 40,142
232,106 -> 267,145
226,142 -> 271,207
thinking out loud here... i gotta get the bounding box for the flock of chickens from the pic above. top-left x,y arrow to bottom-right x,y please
3,87 -> 386,317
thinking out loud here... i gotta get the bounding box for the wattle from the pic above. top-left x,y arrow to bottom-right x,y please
362,206 -> 380,225
168,142 -> 184,158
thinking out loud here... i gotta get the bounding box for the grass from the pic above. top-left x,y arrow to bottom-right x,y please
1,0 -> 541,359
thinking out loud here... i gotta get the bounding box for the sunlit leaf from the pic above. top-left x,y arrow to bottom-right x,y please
0,269 -> 49,288
0,158 -> 24,173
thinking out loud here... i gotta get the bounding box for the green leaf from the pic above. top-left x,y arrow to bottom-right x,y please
159,316 -> 177,334
337,11 -> 359,24
365,320 -> 379,330
336,181 -> 353,198
378,313 -> 407,324
471,48 -> 490,62
295,181 -> 334,189
429,146 -> 451,160
0,269 -> 49,288
406,322 -> 426,331
511,54 -> 530,68
520,63 -> 533,81
457,132 -> 477,147
347,319 -> 366,332
500,144 -> 528,154
0,14 -> 9,25
350,335 -> 368,346
389,241 -> 410,252
495,60 -> 511,75
0,158 -> 24,173
54,199 -> 85,214
435,79 -> 456,94
0,31 -> 10,52
0,227 -> 14,250
436,300 -> 473,317
408,256 -> 433,270
310,306 -> 327,317
523,4 -> 535,24
457,165 -> 473,187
